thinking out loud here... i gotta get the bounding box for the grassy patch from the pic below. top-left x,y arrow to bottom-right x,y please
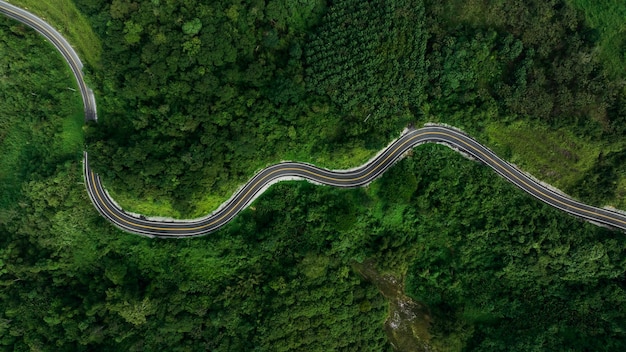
287,143 -> 376,170
7,0 -> 101,69
614,177 -> 626,209
0,103 -> 84,209
568,0 -> 626,79
191,143 -> 387,218
105,188 -> 184,219
433,0 -> 492,26
484,121 -> 624,196
114,130 -> 403,219
56,109 -> 85,156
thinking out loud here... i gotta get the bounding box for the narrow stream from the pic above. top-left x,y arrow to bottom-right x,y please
353,260 -> 435,352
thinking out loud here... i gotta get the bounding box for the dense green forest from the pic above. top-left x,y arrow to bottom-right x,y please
0,20 -> 83,210
421,0 -> 626,209
2,0 -> 626,350
74,0 -> 626,216
78,0 -> 429,217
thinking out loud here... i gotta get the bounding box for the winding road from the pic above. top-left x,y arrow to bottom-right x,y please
0,0 -> 97,121
3,1 -> 626,238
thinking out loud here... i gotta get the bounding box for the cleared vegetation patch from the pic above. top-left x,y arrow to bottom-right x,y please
9,0 -> 101,69
485,122 -> 604,190
568,0 -> 626,79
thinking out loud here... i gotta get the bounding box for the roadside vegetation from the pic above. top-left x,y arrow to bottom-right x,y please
77,0 -> 427,217
74,0 -> 626,218
0,17 -> 83,209
2,0 -> 626,351
3,126 -> 626,349
568,0 -> 626,79
419,0 -> 626,211
8,0 -> 101,70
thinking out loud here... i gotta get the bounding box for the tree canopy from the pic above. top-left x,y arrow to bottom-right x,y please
2,0 -> 626,350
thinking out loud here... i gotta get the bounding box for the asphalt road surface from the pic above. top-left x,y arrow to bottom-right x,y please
0,0 -> 97,121
4,1 -> 626,238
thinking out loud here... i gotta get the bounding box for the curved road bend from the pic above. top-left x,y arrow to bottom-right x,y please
0,0 -> 97,121
4,2 -> 626,238
84,126 -> 626,237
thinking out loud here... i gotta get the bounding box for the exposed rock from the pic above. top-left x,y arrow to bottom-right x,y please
353,260 -> 435,352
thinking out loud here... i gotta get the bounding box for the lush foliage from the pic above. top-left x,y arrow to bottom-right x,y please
305,0 -> 426,130
0,18 -> 83,209
76,0 -> 626,216
76,0 -> 428,217
421,0 -> 626,209
11,0 -> 102,69
3,0 -> 626,351
0,19 -> 393,351
425,0 -> 622,130
80,0 -> 337,216
402,146 -> 626,350
4,132 -> 626,349
568,0 -> 626,79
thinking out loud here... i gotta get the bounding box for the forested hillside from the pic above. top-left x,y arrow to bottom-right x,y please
77,0 -> 428,216
0,19 -> 83,210
421,0 -> 626,208
2,0 -> 626,350
305,0 -> 426,128
76,0 -> 626,217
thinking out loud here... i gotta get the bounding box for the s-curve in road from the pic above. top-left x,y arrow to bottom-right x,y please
5,2 -> 626,238
85,125 -> 626,238
0,0 -> 97,121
